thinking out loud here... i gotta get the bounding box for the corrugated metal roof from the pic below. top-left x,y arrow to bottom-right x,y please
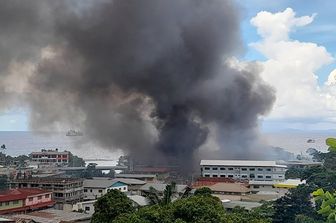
200,160 -> 285,167
140,183 -> 187,193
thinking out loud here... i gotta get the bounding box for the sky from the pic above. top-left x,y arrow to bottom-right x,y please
1,0 -> 336,132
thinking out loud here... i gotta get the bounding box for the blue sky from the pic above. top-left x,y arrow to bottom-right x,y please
1,1 -> 336,131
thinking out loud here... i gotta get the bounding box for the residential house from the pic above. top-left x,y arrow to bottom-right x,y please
0,188 -> 54,214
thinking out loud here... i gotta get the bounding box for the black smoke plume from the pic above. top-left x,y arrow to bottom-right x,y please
0,0 -> 275,171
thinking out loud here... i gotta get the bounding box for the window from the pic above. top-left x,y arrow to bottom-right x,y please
266,168 -> 272,171
257,168 -> 263,171
38,196 -> 42,200
279,175 -> 283,178
204,174 -> 210,177
85,206 -> 90,211
266,176 -> 272,179
228,175 -> 234,178
45,194 -> 50,198
5,202 -> 9,206
257,175 -> 263,179
204,167 -> 210,170
84,189 -> 87,192
29,197 -> 33,201
228,168 -> 234,170
241,175 -> 247,178
253,185 -> 260,189
212,167 -> 218,170
249,168 -> 255,171
220,175 -> 226,177
13,200 -> 19,204
98,189 -> 103,193
212,174 -> 218,177
0,202 -> 2,207
90,189 -> 93,192
220,167 -> 225,170
123,187 -> 126,190
241,168 -> 247,171
250,174 -> 255,178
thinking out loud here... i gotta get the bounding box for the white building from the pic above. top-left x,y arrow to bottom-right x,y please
83,179 -> 128,200
200,160 -> 286,181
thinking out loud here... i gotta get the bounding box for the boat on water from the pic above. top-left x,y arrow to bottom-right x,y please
307,139 -> 315,143
66,130 -> 83,136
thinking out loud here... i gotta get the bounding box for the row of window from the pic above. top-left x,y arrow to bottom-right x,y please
28,194 -> 50,201
0,200 -> 20,207
203,167 -> 273,171
203,174 -> 275,179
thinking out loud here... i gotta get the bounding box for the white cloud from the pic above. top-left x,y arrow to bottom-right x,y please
251,8 -> 336,124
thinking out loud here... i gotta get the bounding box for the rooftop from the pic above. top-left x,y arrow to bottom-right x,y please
204,183 -> 250,193
116,174 -> 157,178
11,177 -> 83,184
140,183 -> 188,193
0,188 -> 52,202
83,179 -> 114,189
201,160 -> 286,167
10,208 -> 91,223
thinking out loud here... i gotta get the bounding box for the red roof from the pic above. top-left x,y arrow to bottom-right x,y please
0,188 -> 51,202
0,201 -> 55,215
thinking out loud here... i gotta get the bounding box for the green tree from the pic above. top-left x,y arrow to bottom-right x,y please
272,185 -> 319,223
144,182 -> 182,206
193,187 -> 212,196
313,188 -> 336,222
91,189 -> 135,223
68,153 -> 86,167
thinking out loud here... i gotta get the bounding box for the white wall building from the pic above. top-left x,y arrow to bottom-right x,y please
83,179 -> 128,200
200,160 -> 286,181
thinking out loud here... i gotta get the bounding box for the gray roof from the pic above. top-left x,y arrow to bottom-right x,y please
222,201 -> 262,210
83,179 -> 114,188
10,208 -> 91,223
114,178 -> 146,185
201,160 -> 286,168
140,183 -> 187,193
116,174 -> 156,178
127,195 -> 149,206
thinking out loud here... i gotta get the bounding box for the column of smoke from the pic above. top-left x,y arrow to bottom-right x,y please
0,0 -> 275,172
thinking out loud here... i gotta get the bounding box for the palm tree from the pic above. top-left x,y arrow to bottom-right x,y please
144,182 -> 191,206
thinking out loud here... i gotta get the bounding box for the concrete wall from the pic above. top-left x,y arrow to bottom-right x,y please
25,192 -> 52,206
0,199 -> 24,211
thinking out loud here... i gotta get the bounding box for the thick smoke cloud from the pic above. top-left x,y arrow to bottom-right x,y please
0,0 -> 275,170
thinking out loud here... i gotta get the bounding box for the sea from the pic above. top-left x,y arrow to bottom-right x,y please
0,131 -> 334,164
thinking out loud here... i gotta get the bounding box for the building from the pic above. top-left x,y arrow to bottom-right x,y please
139,183 -> 188,197
10,208 -> 92,223
279,160 -> 322,169
0,188 -> 54,214
73,200 -> 96,214
200,160 -> 286,181
10,177 -> 83,209
116,174 -> 157,182
30,149 -> 70,166
83,179 -> 128,200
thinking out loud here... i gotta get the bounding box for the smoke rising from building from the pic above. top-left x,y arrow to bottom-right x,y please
0,0 -> 275,170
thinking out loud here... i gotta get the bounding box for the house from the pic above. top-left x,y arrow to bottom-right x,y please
73,200 -> 96,214
207,182 -> 251,196
200,160 -> 286,181
127,195 -> 149,208
83,179 -> 128,200
0,188 -> 54,214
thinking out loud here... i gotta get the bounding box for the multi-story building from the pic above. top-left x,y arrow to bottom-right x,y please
10,177 -> 83,209
0,188 -> 54,214
200,160 -> 286,181
30,149 -> 70,166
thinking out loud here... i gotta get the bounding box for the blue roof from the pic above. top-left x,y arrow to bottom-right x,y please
111,181 -> 127,187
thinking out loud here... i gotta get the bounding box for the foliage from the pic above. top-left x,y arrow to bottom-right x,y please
327,138 -> 336,152
68,153 -> 86,167
272,185 -> 320,223
313,188 -> 336,222
0,175 -> 9,191
113,194 -> 270,223
143,182 -> 180,206
193,187 -> 212,196
0,152 -> 30,167
91,189 -> 135,223
285,167 -> 305,179
251,201 -> 275,221
295,214 -> 324,223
